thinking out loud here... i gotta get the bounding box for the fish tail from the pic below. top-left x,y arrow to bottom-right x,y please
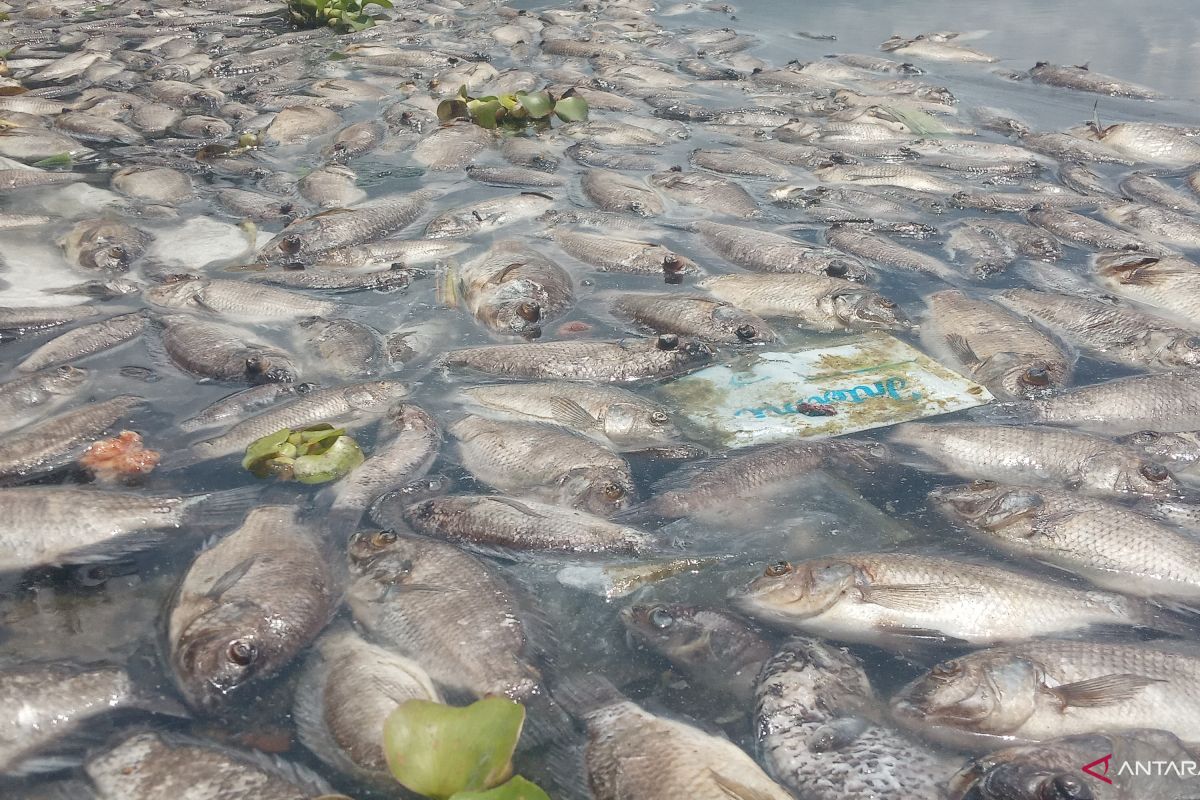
181,486 -> 260,529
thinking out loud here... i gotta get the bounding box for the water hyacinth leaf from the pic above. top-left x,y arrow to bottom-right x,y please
450,777 -> 551,800
437,99 -> 470,122
498,94 -> 521,111
517,91 -> 553,119
458,84 -> 470,99
467,98 -> 504,129
383,697 -> 525,799
241,428 -> 291,471
291,435 -> 364,483
553,95 -> 589,122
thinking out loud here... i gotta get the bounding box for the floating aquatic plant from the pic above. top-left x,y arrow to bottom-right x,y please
287,0 -> 391,33
437,85 -> 589,131
242,423 -> 364,483
382,697 -> 547,800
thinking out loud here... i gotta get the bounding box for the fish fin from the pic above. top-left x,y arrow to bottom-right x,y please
944,333 -> 981,366
548,672 -> 626,719
871,624 -> 971,648
708,770 -> 782,800
485,495 -> 548,518
5,754 -> 86,777
547,396 -> 601,430
205,556 -> 261,600
1050,673 -> 1163,707
860,583 -> 978,612
181,486 -> 259,528
964,400 -> 1035,424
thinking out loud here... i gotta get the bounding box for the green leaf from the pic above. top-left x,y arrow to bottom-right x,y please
458,84 -> 470,99
467,98 -> 503,129
31,152 -> 73,169
553,95 -> 589,122
241,428 -> 291,472
291,435 -> 364,484
450,777 -> 551,800
437,98 -> 469,122
371,0 -> 393,7
497,93 -> 521,111
383,698 -> 525,800
516,91 -> 553,119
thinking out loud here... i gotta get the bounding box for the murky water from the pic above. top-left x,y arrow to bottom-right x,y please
3,0 -> 1200,798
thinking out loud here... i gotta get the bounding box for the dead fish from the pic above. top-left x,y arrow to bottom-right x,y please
297,164 -> 365,208
826,224 -> 957,279
451,415 -> 637,516
17,311 -> 148,372
649,169 -> 760,217
441,336 -> 715,383
1018,370 -> 1200,435
0,483 -> 253,573
550,227 -> 699,276
458,240 -> 574,337
111,165 -> 194,205
1093,253 -> 1200,325
391,494 -> 656,557
733,551 -> 1175,649
325,119 -> 386,162
694,220 -> 871,280
85,730 -> 333,800
167,506 -> 336,710
459,381 -> 679,449
179,383 -> 317,434
260,192 -> 431,264
0,365 -> 89,433
60,219 -> 151,272
297,316 -> 383,379
581,169 -> 665,216
881,32 -> 997,62
1028,207 -> 1163,253
0,395 -> 144,483
1028,62 -> 1162,99
412,121 -> 493,170
921,290 -> 1071,399
609,291 -> 777,344
145,277 -> 340,320
293,624 -> 441,784
700,273 -> 909,332
159,314 -> 299,384
425,191 -> 556,238
347,529 -> 546,702
263,104 -> 342,145
466,164 -> 566,188
997,288 -> 1200,370
891,422 -> 1181,498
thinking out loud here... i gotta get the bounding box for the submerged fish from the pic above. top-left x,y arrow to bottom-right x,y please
441,337 -> 715,383
459,240 -> 575,338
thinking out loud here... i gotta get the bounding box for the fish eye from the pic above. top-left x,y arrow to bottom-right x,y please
55,365 -> 74,376
371,530 -> 399,547
736,324 -> 757,341
1046,775 -> 1089,800
279,234 -> 302,254
1187,337 -> 1200,350
604,483 -> 625,501
650,411 -> 669,425
1140,462 -> 1170,482
662,255 -> 683,273
226,639 -> 257,667
764,560 -> 792,577
1021,366 -> 1051,387
296,382 -> 316,394
825,262 -> 849,278
515,302 -> 541,323
245,355 -> 267,374
930,661 -> 959,679
656,334 -> 679,351
1131,430 -> 1159,444
648,607 -> 674,629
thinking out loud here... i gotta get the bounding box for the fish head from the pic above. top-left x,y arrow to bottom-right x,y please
603,402 -> 679,445
824,258 -> 874,283
1080,451 -> 1180,497
245,353 -> 297,385
734,558 -> 857,623
347,528 -> 411,574
837,290 -> 910,329
1159,334 -> 1200,369
1121,429 -> 1200,465
170,601 -> 282,710
559,466 -> 637,516
759,636 -> 874,714
620,603 -> 723,666
929,481 -> 1044,537
948,757 -> 1096,800
711,304 -> 777,344
345,379 -> 408,410
484,278 -> 548,338
144,278 -> 203,310
890,652 -> 1040,737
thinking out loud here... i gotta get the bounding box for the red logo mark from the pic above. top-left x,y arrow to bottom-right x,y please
1082,754 -> 1114,785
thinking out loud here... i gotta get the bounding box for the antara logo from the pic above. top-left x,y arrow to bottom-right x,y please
1082,754 -> 1114,785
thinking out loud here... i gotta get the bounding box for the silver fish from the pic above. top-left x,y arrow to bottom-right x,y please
735,552 -> 1177,648
424,191 -> 556,238
826,224 -> 957,279
1092,253 -> 1200,325
160,314 -> 299,384
609,292 -> 777,344
1028,62 -> 1162,98
297,316 -> 382,379
145,278 -> 339,321
1020,371 -> 1200,435
179,383 -> 316,433
894,421 -> 1183,497
259,192 -> 431,264
550,227 -> 699,276
60,219 -> 151,272
441,336 -> 715,383
16,311 -> 147,373
458,240 -> 574,337
649,169 -> 760,217
167,506 -> 336,710
0,395 -> 143,482
0,365 -> 89,433
347,529 -> 545,702
701,273 -> 910,332
581,169 -> 665,216
694,220 -> 871,280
